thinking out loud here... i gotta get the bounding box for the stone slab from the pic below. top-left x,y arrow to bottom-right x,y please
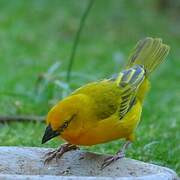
0,147 -> 178,180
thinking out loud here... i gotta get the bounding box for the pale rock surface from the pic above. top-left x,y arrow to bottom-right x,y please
0,147 -> 178,180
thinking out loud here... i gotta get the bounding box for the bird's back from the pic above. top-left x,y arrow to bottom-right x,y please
72,80 -> 122,120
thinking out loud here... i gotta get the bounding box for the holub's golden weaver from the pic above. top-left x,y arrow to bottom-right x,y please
42,37 -> 170,168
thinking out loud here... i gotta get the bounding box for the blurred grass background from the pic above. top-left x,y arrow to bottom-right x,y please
0,0 -> 179,175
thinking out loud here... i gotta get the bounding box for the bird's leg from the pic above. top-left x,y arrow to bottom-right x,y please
44,143 -> 79,164
101,141 -> 131,169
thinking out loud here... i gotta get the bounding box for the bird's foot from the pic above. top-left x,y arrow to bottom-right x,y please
44,143 -> 79,164
101,141 -> 131,169
101,151 -> 125,170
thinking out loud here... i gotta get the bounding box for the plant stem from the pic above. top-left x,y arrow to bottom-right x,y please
66,0 -> 95,82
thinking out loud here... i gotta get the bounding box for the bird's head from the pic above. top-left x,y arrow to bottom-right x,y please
41,94 -> 89,144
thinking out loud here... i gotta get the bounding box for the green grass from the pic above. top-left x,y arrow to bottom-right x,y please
0,0 -> 179,175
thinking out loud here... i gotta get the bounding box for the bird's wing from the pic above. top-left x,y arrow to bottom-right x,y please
116,65 -> 145,119
72,80 -> 123,119
71,65 -> 145,120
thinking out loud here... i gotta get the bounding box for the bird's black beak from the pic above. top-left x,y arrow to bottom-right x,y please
42,124 -> 60,144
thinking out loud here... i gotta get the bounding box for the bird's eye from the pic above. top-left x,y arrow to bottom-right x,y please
60,114 -> 76,131
63,121 -> 69,128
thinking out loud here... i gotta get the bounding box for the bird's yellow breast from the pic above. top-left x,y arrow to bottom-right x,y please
61,99 -> 142,146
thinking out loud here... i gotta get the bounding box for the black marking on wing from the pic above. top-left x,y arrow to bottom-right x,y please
118,65 -> 145,120
119,87 -> 134,120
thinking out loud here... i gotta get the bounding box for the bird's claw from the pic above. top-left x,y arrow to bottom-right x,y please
101,141 -> 131,169
101,151 -> 125,170
44,149 -> 56,157
44,143 -> 79,165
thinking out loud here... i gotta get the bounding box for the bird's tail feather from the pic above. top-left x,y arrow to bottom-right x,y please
126,37 -> 170,75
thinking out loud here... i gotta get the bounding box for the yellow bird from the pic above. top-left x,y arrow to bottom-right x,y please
42,37 -> 170,168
